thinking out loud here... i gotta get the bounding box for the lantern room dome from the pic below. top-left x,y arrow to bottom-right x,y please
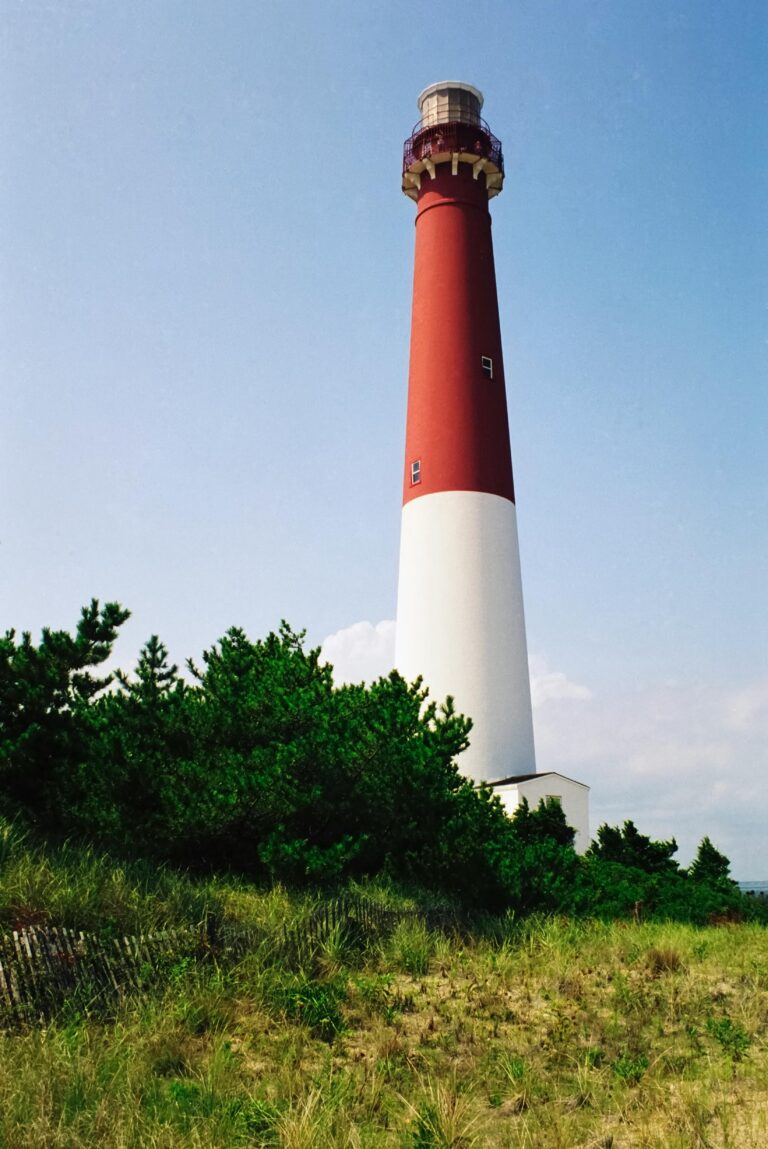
417,81 -> 484,128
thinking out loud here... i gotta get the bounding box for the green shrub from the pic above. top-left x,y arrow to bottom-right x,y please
706,1016 -> 750,1061
263,972 -> 347,1041
612,1050 -> 649,1085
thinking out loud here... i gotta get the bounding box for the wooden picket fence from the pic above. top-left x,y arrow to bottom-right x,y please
0,894 -> 458,1028
0,924 -> 195,1027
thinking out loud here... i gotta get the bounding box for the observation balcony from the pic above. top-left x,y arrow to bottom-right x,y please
402,118 -> 505,201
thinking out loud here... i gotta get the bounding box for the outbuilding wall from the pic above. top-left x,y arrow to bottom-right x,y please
492,773 -> 590,854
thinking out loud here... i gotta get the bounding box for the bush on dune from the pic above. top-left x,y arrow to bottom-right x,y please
1,602 -> 762,924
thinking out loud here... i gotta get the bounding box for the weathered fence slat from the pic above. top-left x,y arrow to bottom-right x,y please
27,929 -> 55,1018
12,932 -> 34,1020
0,935 -> 20,1023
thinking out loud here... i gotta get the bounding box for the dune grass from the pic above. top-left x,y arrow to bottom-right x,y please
0,823 -> 767,1147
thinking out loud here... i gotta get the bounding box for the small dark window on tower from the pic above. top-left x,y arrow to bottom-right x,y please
410,459 -> 421,485
481,356 -> 493,379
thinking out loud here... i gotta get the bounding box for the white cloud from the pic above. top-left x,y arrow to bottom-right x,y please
320,619 -> 396,684
528,655 -> 592,707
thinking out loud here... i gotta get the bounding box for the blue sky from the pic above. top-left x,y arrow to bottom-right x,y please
2,1 -> 766,873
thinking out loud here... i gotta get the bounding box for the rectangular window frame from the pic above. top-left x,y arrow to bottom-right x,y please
410,459 -> 422,486
481,356 -> 494,379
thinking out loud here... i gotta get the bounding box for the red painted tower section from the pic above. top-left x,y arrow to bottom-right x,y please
404,163 -> 515,506
396,82 -> 536,783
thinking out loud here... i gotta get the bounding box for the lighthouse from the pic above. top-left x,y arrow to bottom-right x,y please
395,81 -> 536,784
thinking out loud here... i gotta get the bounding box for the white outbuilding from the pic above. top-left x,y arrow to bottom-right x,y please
486,772 -> 591,854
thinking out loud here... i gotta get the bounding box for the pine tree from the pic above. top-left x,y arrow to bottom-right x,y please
0,600 -> 129,819
587,820 -> 678,875
689,836 -> 734,888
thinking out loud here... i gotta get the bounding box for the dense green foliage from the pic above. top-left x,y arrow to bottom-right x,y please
0,601 -> 129,821
0,602 -> 761,924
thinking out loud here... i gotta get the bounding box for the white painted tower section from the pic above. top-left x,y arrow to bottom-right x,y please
395,490 -> 536,782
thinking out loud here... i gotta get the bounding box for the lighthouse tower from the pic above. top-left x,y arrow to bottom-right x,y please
395,82 -> 536,784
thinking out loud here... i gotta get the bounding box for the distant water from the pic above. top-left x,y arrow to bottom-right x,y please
737,881 -> 768,894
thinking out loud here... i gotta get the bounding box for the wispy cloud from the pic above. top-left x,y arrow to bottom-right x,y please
534,677 -> 768,874
724,679 -> 768,734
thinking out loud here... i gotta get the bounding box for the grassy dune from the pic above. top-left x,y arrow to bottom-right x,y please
0,826 -> 766,1148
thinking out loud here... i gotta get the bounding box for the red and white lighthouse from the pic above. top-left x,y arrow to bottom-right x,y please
395,82 -> 536,784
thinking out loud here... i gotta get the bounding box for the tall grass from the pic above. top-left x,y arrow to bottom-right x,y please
0,817 -> 315,936
0,823 -> 767,1147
